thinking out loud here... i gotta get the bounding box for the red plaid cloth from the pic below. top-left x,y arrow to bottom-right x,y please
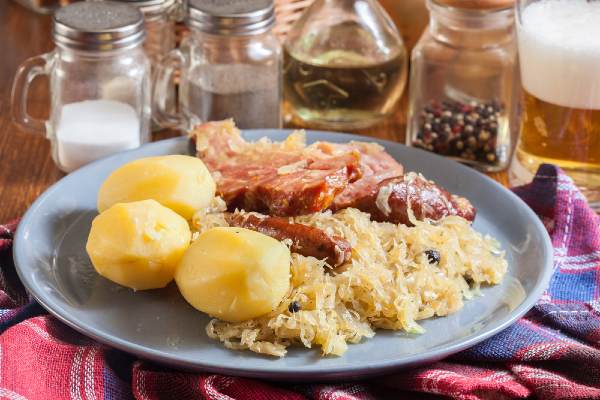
1,164 -> 599,400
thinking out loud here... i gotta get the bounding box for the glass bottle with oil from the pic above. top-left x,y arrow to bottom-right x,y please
283,0 -> 408,130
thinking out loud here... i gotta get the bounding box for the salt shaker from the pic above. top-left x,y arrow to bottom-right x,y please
11,1 -> 151,173
154,0 -> 282,130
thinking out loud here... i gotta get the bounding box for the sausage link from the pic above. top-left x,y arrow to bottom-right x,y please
342,173 -> 476,226
225,213 -> 352,267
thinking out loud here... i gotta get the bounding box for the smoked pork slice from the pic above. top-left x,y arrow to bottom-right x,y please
192,120 -> 476,225
324,141 -> 405,210
191,120 -> 361,216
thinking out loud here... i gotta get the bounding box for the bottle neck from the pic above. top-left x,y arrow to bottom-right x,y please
427,0 -> 514,48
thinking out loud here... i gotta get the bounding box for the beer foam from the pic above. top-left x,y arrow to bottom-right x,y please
519,0 -> 600,109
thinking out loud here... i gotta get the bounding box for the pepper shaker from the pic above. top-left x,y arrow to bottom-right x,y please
154,0 -> 282,130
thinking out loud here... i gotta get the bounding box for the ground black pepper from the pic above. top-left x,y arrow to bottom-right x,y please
424,249 -> 441,265
288,301 -> 301,313
412,100 -> 503,165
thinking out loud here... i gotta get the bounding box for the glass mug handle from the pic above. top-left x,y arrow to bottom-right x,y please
153,48 -> 185,129
11,52 -> 53,135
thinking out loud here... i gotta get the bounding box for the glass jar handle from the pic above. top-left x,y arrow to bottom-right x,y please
153,48 -> 185,129
11,52 -> 52,135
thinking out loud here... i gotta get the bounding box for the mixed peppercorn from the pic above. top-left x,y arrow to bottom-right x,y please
424,249 -> 441,265
288,301 -> 301,313
412,100 -> 503,165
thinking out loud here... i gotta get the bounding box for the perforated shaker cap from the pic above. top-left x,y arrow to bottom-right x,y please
187,0 -> 275,35
53,1 -> 145,51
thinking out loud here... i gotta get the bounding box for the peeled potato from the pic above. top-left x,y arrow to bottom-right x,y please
97,155 -> 215,220
86,200 -> 191,290
175,227 -> 291,322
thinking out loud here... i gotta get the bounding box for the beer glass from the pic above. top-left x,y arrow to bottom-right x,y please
511,0 -> 600,208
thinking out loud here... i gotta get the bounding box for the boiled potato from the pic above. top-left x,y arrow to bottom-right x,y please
175,227 -> 291,322
97,155 -> 215,220
86,200 -> 191,290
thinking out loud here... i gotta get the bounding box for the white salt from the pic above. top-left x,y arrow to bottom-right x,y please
518,0 -> 600,109
56,100 -> 141,172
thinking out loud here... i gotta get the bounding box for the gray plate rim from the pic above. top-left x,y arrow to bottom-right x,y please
13,131 -> 554,380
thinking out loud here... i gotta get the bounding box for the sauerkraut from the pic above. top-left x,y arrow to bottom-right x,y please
193,205 -> 507,357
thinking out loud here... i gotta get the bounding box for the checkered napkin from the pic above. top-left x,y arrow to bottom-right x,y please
1,164 -> 599,400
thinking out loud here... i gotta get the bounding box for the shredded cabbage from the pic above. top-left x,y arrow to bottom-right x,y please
193,206 -> 507,357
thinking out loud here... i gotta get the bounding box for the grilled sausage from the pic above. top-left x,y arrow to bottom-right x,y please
225,213 -> 352,267
336,172 -> 476,226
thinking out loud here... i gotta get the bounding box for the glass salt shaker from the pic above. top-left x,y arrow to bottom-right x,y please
406,0 -> 519,172
107,0 -> 179,67
154,0 -> 281,130
11,1 -> 151,173
283,0 -> 408,130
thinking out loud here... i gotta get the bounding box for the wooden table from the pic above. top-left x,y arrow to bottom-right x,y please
0,1 -> 509,223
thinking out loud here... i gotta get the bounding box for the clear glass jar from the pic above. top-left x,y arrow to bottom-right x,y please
109,0 -> 179,66
12,0 -> 79,15
406,0 -> 519,172
283,0 -> 407,130
11,2 -> 151,172
154,0 -> 281,130
108,0 -> 180,131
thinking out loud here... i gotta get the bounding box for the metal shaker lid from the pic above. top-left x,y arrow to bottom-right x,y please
187,0 -> 275,36
53,1 -> 145,51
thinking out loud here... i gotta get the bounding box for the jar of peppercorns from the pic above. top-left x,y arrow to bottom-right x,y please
406,0 -> 519,172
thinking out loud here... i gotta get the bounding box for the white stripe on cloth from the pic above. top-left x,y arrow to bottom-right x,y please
204,375 -> 235,400
522,342 -> 570,361
555,250 -> 600,263
555,250 -> 600,271
69,347 -> 84,400
317,384 -> 371,400
83,348 -> 97,400
422,370 -> 465,394
560,260 -> 599,271
481,370 -> 514,383
514,368 -> 574,392
21,320 -> 52,341
0,387 -> 29,400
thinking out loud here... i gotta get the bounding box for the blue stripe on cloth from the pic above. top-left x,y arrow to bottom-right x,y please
536,302 -> 600,343
455,319 -> 550,361
550,270 -> 597,301
0,300 -> 45,334
103,349 -> 135,400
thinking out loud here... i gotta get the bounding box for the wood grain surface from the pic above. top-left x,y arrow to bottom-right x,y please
0,0 -> 509,223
